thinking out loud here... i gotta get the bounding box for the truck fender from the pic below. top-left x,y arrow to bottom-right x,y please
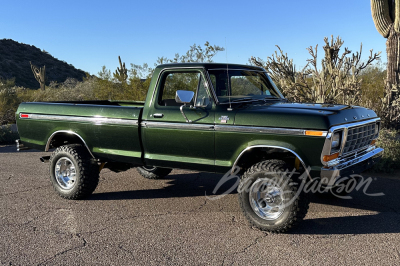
231,145 -> 311,180
45,130 -> 95,159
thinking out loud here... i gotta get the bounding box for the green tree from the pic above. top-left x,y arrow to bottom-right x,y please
157,41 -> 225,64
96,41 -> 225,101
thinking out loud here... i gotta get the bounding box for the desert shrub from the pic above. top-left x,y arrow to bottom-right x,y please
0,77 -> 99,124
359,62 -> 386,119
94,66 -> 149,101
0,78 -> 23,124
372,128 -> 400,173
0,125 -> 19,144
29,77 -> 97,102
250,36 -> 380,105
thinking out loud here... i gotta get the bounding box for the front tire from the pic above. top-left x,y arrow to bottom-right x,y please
49,144 -> 99,199
238,160 -> 309,233
136,166 -> 172,179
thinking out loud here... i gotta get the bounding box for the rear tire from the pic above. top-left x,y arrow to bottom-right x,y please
136,166 -> 172,179
49,144 -> 99,199
238,159 -> 309,233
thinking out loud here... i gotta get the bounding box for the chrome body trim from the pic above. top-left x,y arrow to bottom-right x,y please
320,118 -> 380,166
231,145 -> 311,179
142,121 -> 214,131
142,121 -> 327,137
320,147 -> 384,187
215,125 -> 308,135
45,130 -> 95,158
20,113 -> 138,126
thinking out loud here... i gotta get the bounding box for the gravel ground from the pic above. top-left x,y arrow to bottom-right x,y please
1,145 -> 399,265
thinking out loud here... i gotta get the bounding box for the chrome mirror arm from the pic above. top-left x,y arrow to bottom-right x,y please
180,104 -> 192,123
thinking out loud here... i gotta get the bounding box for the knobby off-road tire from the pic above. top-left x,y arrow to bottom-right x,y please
49,144 -> 99,200
136,166 -> 172,179
238,159 -> 310,233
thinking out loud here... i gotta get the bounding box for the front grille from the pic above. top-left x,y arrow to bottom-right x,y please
342,123 -> 377,155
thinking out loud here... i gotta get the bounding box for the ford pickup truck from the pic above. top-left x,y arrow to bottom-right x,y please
15,63 -> 383,233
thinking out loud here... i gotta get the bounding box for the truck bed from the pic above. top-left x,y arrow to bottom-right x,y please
16,101 -> 144,164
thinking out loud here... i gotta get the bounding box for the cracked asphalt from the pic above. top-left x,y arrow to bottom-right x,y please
1,145 -> 400,265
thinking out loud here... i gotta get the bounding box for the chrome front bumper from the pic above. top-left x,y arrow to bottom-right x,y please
320,147 -> 384,187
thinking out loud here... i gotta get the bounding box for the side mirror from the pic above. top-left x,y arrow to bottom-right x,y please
175,90 -> 195,123
175,90 -> 194,104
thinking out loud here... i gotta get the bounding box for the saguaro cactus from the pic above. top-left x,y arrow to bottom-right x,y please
30,61 -> 46,90
113,56 -> 128,83
371,0 -> 400,126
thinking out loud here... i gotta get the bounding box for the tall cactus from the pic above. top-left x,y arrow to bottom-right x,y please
371,0 -> 400,127
30,61 -> 46,90
113,56 -> 128,83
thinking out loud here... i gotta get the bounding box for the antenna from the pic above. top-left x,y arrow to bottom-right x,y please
226,38 -> 232,111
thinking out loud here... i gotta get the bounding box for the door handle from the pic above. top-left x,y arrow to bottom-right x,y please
153,113 -> 164,118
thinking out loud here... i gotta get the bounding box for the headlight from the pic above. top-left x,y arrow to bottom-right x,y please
331,131 -> 341,153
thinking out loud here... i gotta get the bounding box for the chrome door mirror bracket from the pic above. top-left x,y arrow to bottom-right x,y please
176,90 -> 195,123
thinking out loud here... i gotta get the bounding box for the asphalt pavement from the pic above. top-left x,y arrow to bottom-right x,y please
1,145 -> 399,265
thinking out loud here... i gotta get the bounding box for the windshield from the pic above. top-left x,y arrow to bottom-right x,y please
207,69 -> 284,103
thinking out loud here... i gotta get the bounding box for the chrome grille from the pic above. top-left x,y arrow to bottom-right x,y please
342,123 -> 376,155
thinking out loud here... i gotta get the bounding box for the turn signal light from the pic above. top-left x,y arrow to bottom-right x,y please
323,152 -> 339,162
305,131 -> 325,136
371,139 -> 376,145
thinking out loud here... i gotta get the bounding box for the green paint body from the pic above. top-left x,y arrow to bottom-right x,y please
16,63 -> 379,177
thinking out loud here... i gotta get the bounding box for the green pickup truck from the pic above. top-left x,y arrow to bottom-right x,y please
16,63 -> 383,233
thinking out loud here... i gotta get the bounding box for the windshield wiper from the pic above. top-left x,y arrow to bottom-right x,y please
228,97 -> 257,103
222,96 -> 283,104
264,96 -> 280,100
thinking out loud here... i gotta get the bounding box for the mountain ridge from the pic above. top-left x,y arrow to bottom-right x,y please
0,39 -> 87,89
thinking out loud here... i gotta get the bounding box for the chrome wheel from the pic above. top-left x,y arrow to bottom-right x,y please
249,178 -> 285,220
54,157 -> 77,190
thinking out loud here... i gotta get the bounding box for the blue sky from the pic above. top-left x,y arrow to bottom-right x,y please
1,0 -> 385,76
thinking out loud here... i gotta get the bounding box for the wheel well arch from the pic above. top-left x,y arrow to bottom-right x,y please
45,130 -> 95,158
232,145 -> 311,179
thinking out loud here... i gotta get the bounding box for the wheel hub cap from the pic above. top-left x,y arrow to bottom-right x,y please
249,179 -> 285,220
55,157 -> 77,190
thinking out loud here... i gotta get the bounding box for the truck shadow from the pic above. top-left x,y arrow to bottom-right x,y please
291,212 -> 400,235
91,172 -> 238,200
0,145 -> 42,153
90,172 -> 400,235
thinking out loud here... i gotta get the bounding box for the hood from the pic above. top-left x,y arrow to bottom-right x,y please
233,102 -> 379,130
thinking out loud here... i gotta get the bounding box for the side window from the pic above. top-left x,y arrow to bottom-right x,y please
158,71 -> 211,107
158,72 -> 200,106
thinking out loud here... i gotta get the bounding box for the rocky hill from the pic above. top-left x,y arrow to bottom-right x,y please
0,39 -> 87,89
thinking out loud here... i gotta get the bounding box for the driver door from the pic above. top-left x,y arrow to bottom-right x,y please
142,68 -> 215,172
